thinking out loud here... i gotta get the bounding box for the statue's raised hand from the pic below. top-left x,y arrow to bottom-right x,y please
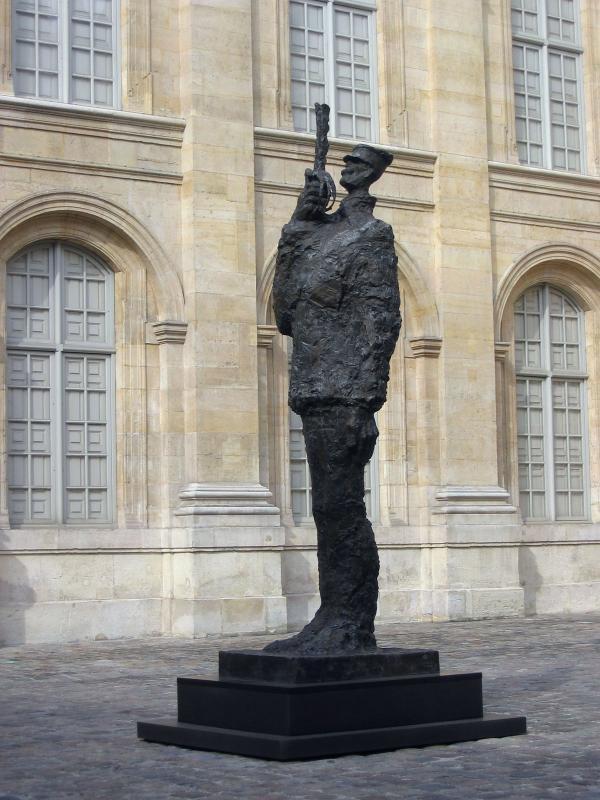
294,168 -> 329,220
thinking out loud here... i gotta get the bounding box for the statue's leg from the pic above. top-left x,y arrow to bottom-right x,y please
264,406 -> 379,654
308,407 -> 379,644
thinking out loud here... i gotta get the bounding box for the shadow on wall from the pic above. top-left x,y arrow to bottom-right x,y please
518,546 -> 543,616
0,530 -> 35,646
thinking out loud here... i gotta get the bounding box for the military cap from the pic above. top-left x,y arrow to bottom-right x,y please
343,144 -> 393,180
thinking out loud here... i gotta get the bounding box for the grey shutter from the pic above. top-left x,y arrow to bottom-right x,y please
6,243 -> 115,526
70,0 -> 116,107
13,0 -> 61,100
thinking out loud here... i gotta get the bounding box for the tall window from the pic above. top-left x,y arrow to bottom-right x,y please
514,285 -> 588,521
289,0 -> 377,140
12,0 -> 118,107
511,0 -> 583,171
6,243 -> 115,525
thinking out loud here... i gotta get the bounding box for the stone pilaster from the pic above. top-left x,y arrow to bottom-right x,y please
178,0 -> 276,517
0,0 -> 11,95
426,0 -> 523,619
150,320 -> 187,527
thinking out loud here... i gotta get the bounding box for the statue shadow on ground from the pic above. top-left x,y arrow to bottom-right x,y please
518,546 -> 543,616
0,530 -> 35,646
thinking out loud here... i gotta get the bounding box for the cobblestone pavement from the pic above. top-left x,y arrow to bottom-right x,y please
1,615 -> 600,800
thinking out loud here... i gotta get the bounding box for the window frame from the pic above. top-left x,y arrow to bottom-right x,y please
514,284 -> 590,522
5,241 -> 117,527
289,0 -> 379,142
510,0 -> 586,173
11,0 -> 121,110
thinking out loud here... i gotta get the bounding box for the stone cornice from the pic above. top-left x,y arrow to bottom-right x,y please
0,94 -> 186,144
494,341 -> 511,361
0,153 -> 182,184
254,127 -> 437,178
0,95 -> 184,183
488,161 -> 600,200
257,324 -> 278,348
433,485 -> 518,515
408,336 -> 442,358
151,320 -> 188,345
175,483 -> 280,526
254,180 -> 434,212
490,210 -> 600,233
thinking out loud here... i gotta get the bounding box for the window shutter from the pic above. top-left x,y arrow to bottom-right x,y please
6,243 -> 115,527
514,285 -> 588,521
288,0 -> 376,140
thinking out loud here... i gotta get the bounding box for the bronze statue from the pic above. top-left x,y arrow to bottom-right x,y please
267,105 -> 401,654
138,105 -> 527,761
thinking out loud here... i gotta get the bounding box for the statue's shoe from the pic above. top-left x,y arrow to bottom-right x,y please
263,614 -> 376,656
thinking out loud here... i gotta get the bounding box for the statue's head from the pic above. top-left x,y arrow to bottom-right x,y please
340,145 -> 393,192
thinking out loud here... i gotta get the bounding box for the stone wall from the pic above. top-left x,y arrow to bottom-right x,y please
0,0 -> 599,645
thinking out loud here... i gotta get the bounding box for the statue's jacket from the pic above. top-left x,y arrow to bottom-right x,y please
273,193 -> 401,415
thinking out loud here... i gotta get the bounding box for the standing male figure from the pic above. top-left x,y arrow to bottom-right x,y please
267,141 -> 401,655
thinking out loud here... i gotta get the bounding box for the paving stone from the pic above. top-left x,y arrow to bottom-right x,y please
1,616 -> 600,799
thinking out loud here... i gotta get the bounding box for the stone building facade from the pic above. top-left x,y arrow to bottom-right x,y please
1,0 -> 599,645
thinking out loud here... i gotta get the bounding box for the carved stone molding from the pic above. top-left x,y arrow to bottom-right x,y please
0,190 -> 185,320
254,128 -> 437,177
433,485 -> 517,515
409,336 -> 442,358
175,483 -> 281,526
257,324 -> 278,349
151,320 -> 188,345
494,341 -> 511,362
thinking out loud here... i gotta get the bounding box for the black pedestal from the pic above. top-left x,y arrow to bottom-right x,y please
137,648 -> 526,760
219,646 -> 440,682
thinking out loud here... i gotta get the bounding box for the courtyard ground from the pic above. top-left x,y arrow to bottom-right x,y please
1,614 -> 599,799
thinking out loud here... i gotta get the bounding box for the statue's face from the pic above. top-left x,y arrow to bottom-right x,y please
340,156 -> 376,191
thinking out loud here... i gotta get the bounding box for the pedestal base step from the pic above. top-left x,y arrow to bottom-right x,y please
137,715 -> 527,761
219,647 -> 439,683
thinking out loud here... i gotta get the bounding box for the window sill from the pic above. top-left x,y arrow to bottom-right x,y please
0,93 -> 185,132
255,126 -> 437,166
489,160 -> 600,190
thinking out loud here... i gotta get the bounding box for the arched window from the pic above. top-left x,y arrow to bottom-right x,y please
6,242 -> 115,525
514,284 -> 588,520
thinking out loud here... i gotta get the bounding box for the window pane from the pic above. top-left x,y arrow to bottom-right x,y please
289,2 -> 375,139
7,352 -> 53,524
513,44 -> 544,167
517,379 -> 546,519
515,286 -> 587,521
14,3 -> 60,100
511,0 -> 539,35
547,0 -> 578,43
289,1 -> 325,133
546,52 -> 582,172
512,1 -> 582,171
334,8 -> 372,139
6,244 -> 114,525
69,0 -> 116,107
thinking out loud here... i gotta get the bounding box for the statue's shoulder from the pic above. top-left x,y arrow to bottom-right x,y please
368,216 -> 395,241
